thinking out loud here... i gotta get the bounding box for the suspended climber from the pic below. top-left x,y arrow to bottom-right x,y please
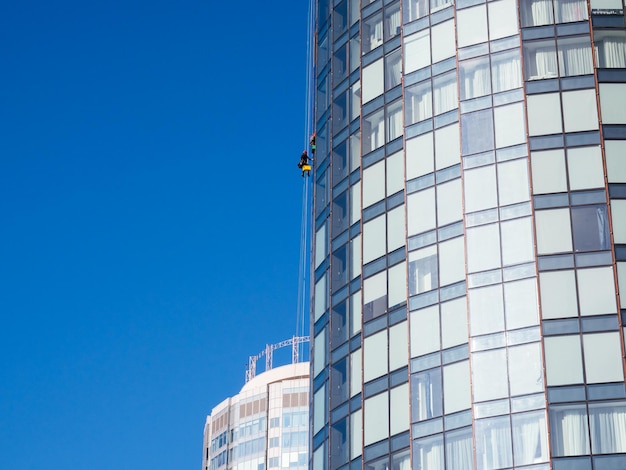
297,133 -> 316,177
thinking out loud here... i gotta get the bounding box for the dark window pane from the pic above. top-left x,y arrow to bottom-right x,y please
571,205 -> 610,252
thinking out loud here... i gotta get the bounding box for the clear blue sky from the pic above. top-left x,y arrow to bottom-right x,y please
0,1 -> 310,468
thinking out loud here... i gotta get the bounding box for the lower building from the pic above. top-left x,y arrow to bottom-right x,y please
202,340 -> 309,470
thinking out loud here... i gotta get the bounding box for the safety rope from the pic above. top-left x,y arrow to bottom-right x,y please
295,0 -> 316,362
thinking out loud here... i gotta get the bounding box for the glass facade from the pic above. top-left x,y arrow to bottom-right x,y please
309,0 -> 626,468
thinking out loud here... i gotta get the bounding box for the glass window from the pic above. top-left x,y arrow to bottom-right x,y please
387,151 -> 404,196
351,234 -> 361,279
571,205 -> 610,253
363,13 -> 383,55
498,157 -> 529,206
544,335 -> 584,385
411,368 -> 443,422
403,0 -> 428,23
489,0 -> 519,40
333,43 -> 348,86
491,49 -> 523,93
437,179 -> 462,226
494,102 -> 526,149
314,328 -> 327,377
332,140 -> 349,184
350,131 -> 360,171
364,391 -> 389,445
583,332 -> 624,383
605,140 -> 626,183
334,0 -> 348,41
550,404 -> 590,456
612,200 -> 626,244
520,0 -> 554,27
466,223 -> 502,273
554,0 -> 588,23
364,270 -> 387,321
469,284 -> 505,336
431,0 -> 452,11
350,181 -> 361,226
431,20 -> 455,64
350,81 -> 360,124
438,237 -> 465,287
443,360 -> 471,413
384,2 -> 401,41
317,73 -> 330,113
441,297 -> 468,349
531,149 -> 567,194
332,243 -> 349,290
389,321 -> 408,370
387,100 -> 403,142
457,5 -> 488,48
475,416 -> 513,470
600,83 -> 626,124
567,146 -> 604,190
508,343 -> 544,396
460,56 -> 491,101
413,435 -> 443,470
387,205 -> 406,253
406,132 -> 434,179
330,418 -> 348,467
535,208 -> 573,254
350,410 -> 362,459
351,290 -> 362,336
362,58 -> 384,104
363,215 -> 386,264
501,217 -> 534,266
410,305 -> 441,357
405,80 -> 433,125
350,349 -> 362,397
314,273 -> 328,321
385,49 -> 402,91
524,39 -> 559,80
504,278 -> 539,329
364,330 -> 389,382
388,260 -> 407,308
527,93 -> 563,135
350,37 -> 360,74
332,190 -> 349,237
433,71 -> 457,116
363,108 -> 385,153
472,348 -> 509,401
445,428 -> 473,470
562,89 -> 599,133
363,160 -> 385,208
332,300 -> 349,346
512,411 -> 549,466
434,123 -> 460,170
349,0 -> 359,25
461,109 -> 494,155
313,384 -> 327,434
539,270 -> 578,319
407,188 -> 436,236
557,36 -> 593,77
315,222 -> 328,268
588,401 -> 626,454
595,30 -> 626,68
409,245 -> 438,295
390,383 -> 410,435
464,165 -> 498,213
404,30 -> 430,74
331,358 -> 349,408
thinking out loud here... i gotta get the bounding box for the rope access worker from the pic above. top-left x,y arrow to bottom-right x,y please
298,150 -> 312,177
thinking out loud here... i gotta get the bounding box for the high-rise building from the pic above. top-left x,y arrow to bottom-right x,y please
308,0 -> 626,468
203,339 -> 309,470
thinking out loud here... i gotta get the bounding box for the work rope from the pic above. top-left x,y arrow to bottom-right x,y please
295,0 -> 316,362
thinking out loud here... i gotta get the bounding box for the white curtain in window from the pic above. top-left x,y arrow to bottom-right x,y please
525,45 -> 558,79
558,41 -> 593,76
371,22 -> 383,50
555,0 -> 587,23
589,403 -> 626,454
445,429 -> 473,469
461,60 -> 490,100
521,0 -> 554,26
412,370 -> 441,421
550,406 -> 590,456
492,52 -> 522,92
386,54 -> 402,89
386,9 -> 401,38
434,75 -> 457,115
512,412 -> 548,466
406,84 -> 432,124
415,438 -> 444,470
387,105 -> 402,142
431,0 -> 452,12
476,417 -> 512,469
596,37 -> 626,68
